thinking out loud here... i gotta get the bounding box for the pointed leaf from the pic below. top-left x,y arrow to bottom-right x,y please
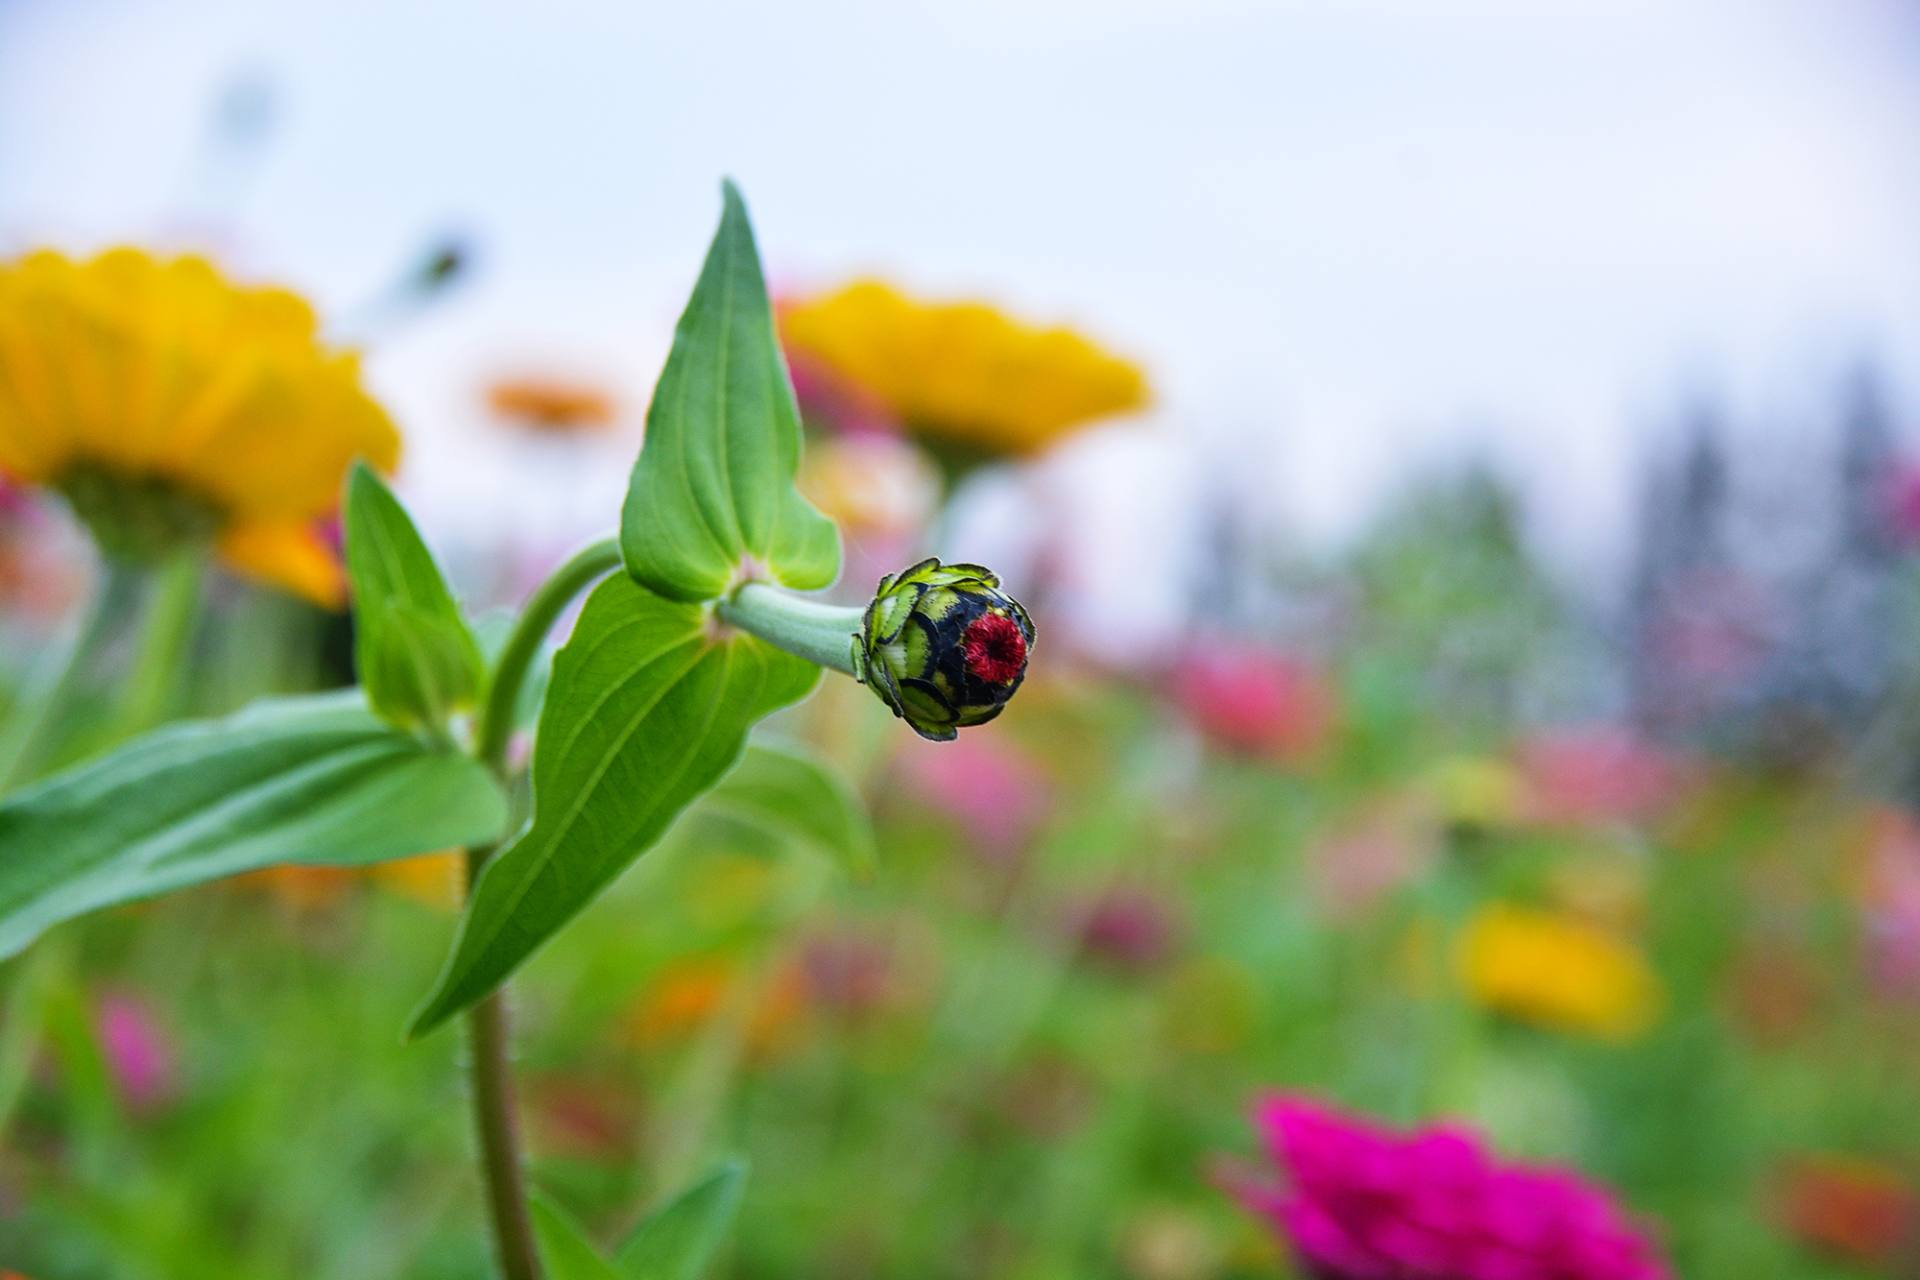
344,462 -> 485,730
531,1192 -> 626,1280
410,576 -> 818,1034
0,692 -> 509,960
620,181 -> 840,602
617,1158 -> 749,1280
697,740 -> 875,876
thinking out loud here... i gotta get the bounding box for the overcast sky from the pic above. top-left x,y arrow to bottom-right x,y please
3,0 -> 1917,638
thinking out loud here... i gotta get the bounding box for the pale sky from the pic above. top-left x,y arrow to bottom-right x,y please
3,0 -> 1917,644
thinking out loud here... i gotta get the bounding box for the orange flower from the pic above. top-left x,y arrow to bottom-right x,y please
1773,1155 -> 1917,1265
485,375 -> 618,433
230,864 -> 357,909
625,954 -> 807,1061
230,852 -> 461,911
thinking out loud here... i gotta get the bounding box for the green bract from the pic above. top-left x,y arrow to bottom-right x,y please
343,462 -> 485,734
620,181 -> 841,603
618,1158 -> 749,1280
853,558 -> 1035,742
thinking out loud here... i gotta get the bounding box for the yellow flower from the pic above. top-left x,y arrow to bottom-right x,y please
781,279 -> 1148,457
0,248 -> 399,605
1421,755 -> 1528,832
1457,903 -> 1661,1041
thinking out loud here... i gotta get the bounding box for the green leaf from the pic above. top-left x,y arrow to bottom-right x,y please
696,740 -> 875,877
620,181 -> 840,603
409,575 -> 818,1035
344,461 -> 485,731
531,1192 -> 626,1280
0,692 -> 509,961
616,1158 -> 748,1280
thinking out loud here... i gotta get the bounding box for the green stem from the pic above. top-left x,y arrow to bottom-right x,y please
113,553 -> 205,740
0,558 -> 143,792
716,582 -> 862,677
464,927 -> 541,1280
462,535 -> 620,1280
477,537 -> 623,774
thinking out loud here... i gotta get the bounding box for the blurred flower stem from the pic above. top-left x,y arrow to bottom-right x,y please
464,535 -> 621,1280
0,937 -> 64,1150
475,537 -> 623,774
112,554 -> 205,740
0,559 -> 143,791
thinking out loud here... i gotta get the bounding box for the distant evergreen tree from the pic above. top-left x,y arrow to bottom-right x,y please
1628,368 -> 1909,770
1346,462 -> 1576,737
1627,410 -> 1742,745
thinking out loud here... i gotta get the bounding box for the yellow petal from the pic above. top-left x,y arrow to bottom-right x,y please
781,278 -> 1148,456
0,247 -> 402,563
371,851 -> 462,909
217,519 -> 345,609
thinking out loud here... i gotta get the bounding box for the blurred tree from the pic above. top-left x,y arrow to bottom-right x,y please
1345,463 -> 1578,741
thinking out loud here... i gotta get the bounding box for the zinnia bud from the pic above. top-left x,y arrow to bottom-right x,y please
715,557 -> 1034,742
852,558 -> 1034,741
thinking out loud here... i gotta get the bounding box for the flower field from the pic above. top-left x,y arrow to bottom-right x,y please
4,370 -> 1918,1274
2,9 -> 1918,1276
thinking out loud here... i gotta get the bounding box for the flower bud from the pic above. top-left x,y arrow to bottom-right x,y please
852,558 -> 1034,741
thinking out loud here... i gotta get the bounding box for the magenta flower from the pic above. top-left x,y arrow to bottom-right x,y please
94,990 -> 179,1114
1234,1096 -> 1671,1280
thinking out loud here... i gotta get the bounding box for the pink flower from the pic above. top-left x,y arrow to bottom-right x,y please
1515,730 -> 1680,828
799,930 -> 906,1020
1308,803 -> 1435,919
895,730 -> 1049,856
1886,464 -> 1920,547
1172,644 -> 1334,761
1233,1096 -> 1671,1280
1859,808 -> 1920,998
93,991 -> 179,1114
783,348 -> 899,438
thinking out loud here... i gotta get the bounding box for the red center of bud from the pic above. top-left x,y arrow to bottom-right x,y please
962,612 -> 1028,685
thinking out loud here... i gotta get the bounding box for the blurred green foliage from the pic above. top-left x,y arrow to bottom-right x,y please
3,465 -> 1918,1280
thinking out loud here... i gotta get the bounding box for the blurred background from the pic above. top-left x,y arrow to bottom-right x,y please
3,1 -> 1920,1277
